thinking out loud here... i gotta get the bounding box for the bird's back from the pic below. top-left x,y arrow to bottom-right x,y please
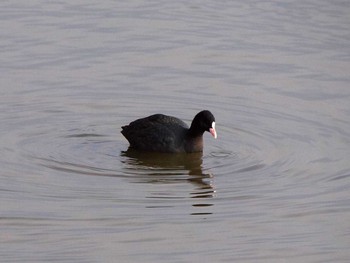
121,114 -> 189,152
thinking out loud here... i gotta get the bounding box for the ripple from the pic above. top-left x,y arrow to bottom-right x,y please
12,88 -> 330,190
4,81 -> 349,211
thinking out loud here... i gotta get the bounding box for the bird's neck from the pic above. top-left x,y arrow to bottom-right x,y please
188,124 -> 205,138
185,132 -> 203,152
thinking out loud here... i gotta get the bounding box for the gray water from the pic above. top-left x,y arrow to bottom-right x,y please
1,1 -> 350,262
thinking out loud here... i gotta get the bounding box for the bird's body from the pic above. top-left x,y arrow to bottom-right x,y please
121,110 -> 216,153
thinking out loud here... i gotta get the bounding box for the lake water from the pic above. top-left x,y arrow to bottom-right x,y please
1,1 -> 350,262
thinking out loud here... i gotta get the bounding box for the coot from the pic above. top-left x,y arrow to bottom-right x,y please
121,110 -> 217,153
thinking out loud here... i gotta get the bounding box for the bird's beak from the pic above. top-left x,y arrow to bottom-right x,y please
209,122 -> 217,139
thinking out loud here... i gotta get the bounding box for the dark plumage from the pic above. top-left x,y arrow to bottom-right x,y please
121,110 -> 217,153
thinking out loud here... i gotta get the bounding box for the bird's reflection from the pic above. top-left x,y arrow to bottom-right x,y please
121,148 -> 215,204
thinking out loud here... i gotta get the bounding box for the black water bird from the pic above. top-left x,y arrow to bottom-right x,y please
121,110 -> 217,153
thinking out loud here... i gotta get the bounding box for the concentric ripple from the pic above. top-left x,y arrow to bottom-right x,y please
14,89 -> 347,203
3,79 -> 348,228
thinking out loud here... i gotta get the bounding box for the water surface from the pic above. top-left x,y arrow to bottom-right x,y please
1,1 -> 350,262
